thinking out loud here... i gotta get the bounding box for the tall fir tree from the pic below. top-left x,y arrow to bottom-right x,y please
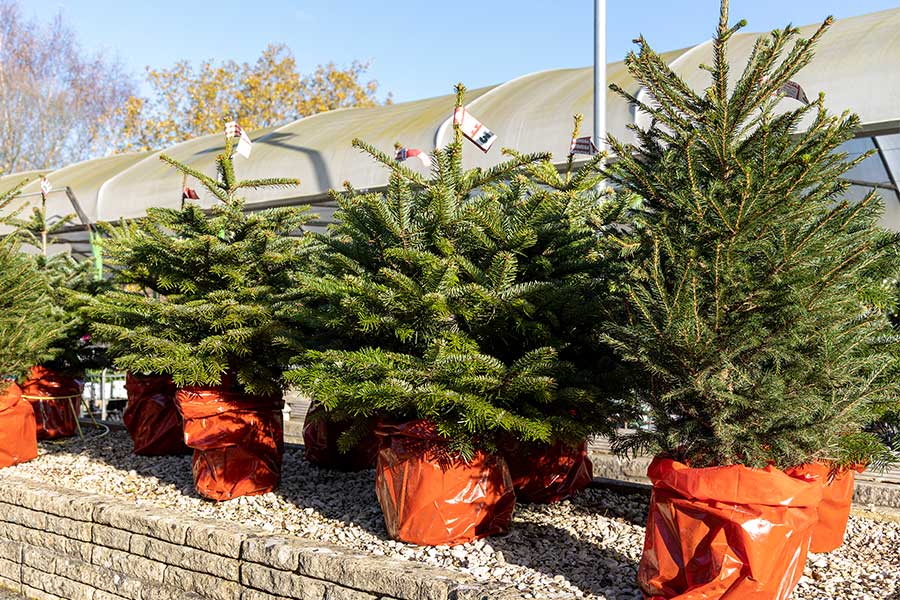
602,0 -> 900,469
81,132 -> 310,395
0,184 -> 66,380
286,87 -> 636,458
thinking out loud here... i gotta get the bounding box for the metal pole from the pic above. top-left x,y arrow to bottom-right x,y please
594,0 -> 607,157
101,368 -> 108,421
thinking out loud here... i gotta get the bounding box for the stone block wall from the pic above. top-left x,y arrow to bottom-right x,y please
0,477 -> 517,600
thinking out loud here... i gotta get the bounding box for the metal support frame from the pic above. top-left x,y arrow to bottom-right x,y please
873,136 -> 900,194
593,0 -> 607,157
12,186 -> 90,226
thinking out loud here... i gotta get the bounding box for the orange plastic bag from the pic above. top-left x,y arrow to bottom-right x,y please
123,373 -> 190,456
786,462 -> 864,553
500,439 -> 593,503
20,366 -> 82,439
175,383 -> 284,501
375,420 -> 516,546
639,457 -> 823,600
303,401 -> 378,471
0,382 -> 38,469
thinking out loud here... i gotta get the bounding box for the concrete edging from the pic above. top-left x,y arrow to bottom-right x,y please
0,477 -> 522,600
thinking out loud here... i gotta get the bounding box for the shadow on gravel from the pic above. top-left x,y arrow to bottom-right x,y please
578,486 -> 650,528
274,454 -> 387,538
490,519 -> 642,597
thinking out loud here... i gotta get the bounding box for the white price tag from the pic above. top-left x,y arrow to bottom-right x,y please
453,107 -> 497,153
224,121 -> 253,158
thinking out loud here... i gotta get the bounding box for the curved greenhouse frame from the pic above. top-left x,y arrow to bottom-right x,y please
0,7 -> 897,256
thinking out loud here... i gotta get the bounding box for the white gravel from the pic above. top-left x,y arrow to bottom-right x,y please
2,430 -> 898,599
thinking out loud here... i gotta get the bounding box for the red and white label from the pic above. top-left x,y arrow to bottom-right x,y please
224,121 -> 253,158
453,107 -> 497,153
570,136 -> 599,156
395,147 -> 433,168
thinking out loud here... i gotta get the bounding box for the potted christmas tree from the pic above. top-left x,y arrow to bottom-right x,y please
301,399 -> 379,472
786,378 -> 900,553
0,183 -> 64,468
5,181 -> 106,439
74,209 -> 189,457
84,129 -> 309,500
804,300 -> 900,552
121,370 -> 189,456
495,114 -> 637,504
287,86 -> 635,545
603,2 -> 900,597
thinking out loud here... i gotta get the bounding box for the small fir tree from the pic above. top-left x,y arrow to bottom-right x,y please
0,184 -> 66,380
602,1 -> 900,469
4,184 -> 105,374
82,132 -> 310,395
286,86 -> 636,458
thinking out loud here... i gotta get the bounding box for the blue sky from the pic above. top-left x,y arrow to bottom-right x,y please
21,0 -> 900,103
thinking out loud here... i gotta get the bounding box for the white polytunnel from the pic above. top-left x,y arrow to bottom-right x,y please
0,7 -> 897,256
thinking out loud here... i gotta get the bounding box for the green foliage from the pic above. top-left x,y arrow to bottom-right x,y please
3,186 -> 105,374
0,185 -> 65,380
82,134 -> 310,395
602,0 -> 900,469
286,86 -> 636,457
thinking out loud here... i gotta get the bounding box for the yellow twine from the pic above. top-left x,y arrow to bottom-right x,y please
20,394 -> 81,401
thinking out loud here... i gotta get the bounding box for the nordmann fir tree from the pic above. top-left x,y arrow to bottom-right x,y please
4,183 -> 106,375
602,2 -> 900,469
507,113 -> 641,434
0,183 -> 64,379
286,86 -> 636,458
82,133 -> 309,395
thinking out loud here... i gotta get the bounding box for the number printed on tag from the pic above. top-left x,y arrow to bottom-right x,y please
453,107 -> 498,152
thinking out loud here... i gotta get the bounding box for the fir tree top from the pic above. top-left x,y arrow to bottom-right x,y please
287,86 -> 636,456
3,182 -> 105,374
603,0 -> 900,469
0,184 -> 66,381
82,131 -> 310,395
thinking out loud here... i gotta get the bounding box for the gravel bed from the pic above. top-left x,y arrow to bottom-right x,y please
0,586 -> 22,600
2,430 -> 898,599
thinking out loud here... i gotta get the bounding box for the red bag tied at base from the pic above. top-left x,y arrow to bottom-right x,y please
20,366 -> 82,440
124,373 -> 190,456
0,382 -> 38,469
374,420 -> 516,546
639,456 -> 823,600
175,385 -> 284,501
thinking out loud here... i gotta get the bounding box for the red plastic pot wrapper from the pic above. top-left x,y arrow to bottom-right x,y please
639,457 -> 823,600
374,420 -> 516,546
786,461 -> 865,553
175,385 -> 284,501
0,382 -> 38,469
501,439 -> 593,503
123,373 -> 190,456
20,366 -> 82,440
303,402 -> 378,471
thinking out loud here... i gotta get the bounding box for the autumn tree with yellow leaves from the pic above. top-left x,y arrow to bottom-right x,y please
0,1 -> 134,173
119,44 -> 389,152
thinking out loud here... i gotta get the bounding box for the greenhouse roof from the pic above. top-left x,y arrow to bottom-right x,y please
0,6 -> 897,247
